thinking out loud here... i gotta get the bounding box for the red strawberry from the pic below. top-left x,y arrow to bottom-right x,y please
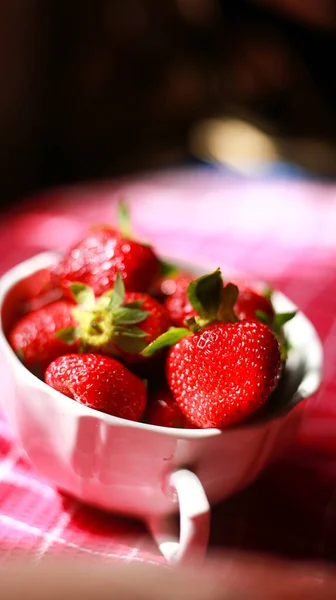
161,264 -> 275,327
164,275 -> 196,327
142,269 -> 293,429
45,353 -> 146,421
53,224 -> 160,298
164,274 -> 275,328
56,276 -> 171,364
167,320 -> 281,429
234,287 -> 275,322
22,267 -> 62,313
150,267 -> 194,301
9,300 -> 78,375
120,292 -> 171,363
147,386 -> 194,428
234,286 -> 295,361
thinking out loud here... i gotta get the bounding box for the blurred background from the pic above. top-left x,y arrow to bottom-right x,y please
1,3 -> 336,592
1,0 -> 336,205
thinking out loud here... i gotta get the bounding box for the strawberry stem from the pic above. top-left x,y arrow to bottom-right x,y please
117,200 -> 132,238
186,269 -> 238,327
160,260 -> 179,277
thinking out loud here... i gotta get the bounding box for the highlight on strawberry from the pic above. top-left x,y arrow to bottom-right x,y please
7,202 -> 297,429
52,201 -> 160,298
45,354 -> 147,421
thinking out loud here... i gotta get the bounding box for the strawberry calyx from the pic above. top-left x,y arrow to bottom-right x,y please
142,269 -> 237,357
187,270 -> 296,359
142,269 -> 297,360
56,273 -> 150,355
185,268 -> 238,331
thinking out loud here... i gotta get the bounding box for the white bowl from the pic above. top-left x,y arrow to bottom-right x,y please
0,252 -> 323,564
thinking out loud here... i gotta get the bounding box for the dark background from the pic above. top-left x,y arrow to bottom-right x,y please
1,0 -> 335,204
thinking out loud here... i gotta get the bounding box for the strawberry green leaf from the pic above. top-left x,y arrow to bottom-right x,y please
55,326 -> 80,344
263,285 -> 274,302
123,300 -> 144,309
217,283 -> 238,323
113,307 -> 149,325
160,260 -> 179,277
96,292 -> 113,310
280,341 -> 289,361
142,327 -> 191,357
187,269 -> 223,320
255,309 -> 272,325
273,311 -> 297,328
281,338 -> 293,360
270,312 -> 296,361
117,200 -> 132,238
70,283 -> 95,308
108,272 -> 125,309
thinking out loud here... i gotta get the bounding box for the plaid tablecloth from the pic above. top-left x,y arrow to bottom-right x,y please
1,167 -> 336,566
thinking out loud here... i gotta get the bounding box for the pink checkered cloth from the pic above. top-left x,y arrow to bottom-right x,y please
1,168 -> 336,566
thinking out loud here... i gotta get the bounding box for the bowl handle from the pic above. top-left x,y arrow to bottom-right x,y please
148,469 -> 210,565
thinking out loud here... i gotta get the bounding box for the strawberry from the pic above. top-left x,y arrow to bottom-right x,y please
142,269 -> 295,429
159,269 -> 293,359
147,386 -> 194,428
234,285 -> 295,361
22,267 -> 62,313
56,274 -> 170,363
120,292 -> 171,362
149,262 -> 194,302
163,272 -> 275,328
9,300 -> 78,375
166,320 -> 281,428
45,353 -> 146,420
53,209 -> 160,298
234,287 -> 275,322
163,274 -> 196,327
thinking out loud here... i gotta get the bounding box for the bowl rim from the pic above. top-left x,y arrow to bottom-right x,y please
0,251 -> 323,439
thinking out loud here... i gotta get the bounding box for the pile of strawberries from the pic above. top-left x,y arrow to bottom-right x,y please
8,206 -> 295,429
